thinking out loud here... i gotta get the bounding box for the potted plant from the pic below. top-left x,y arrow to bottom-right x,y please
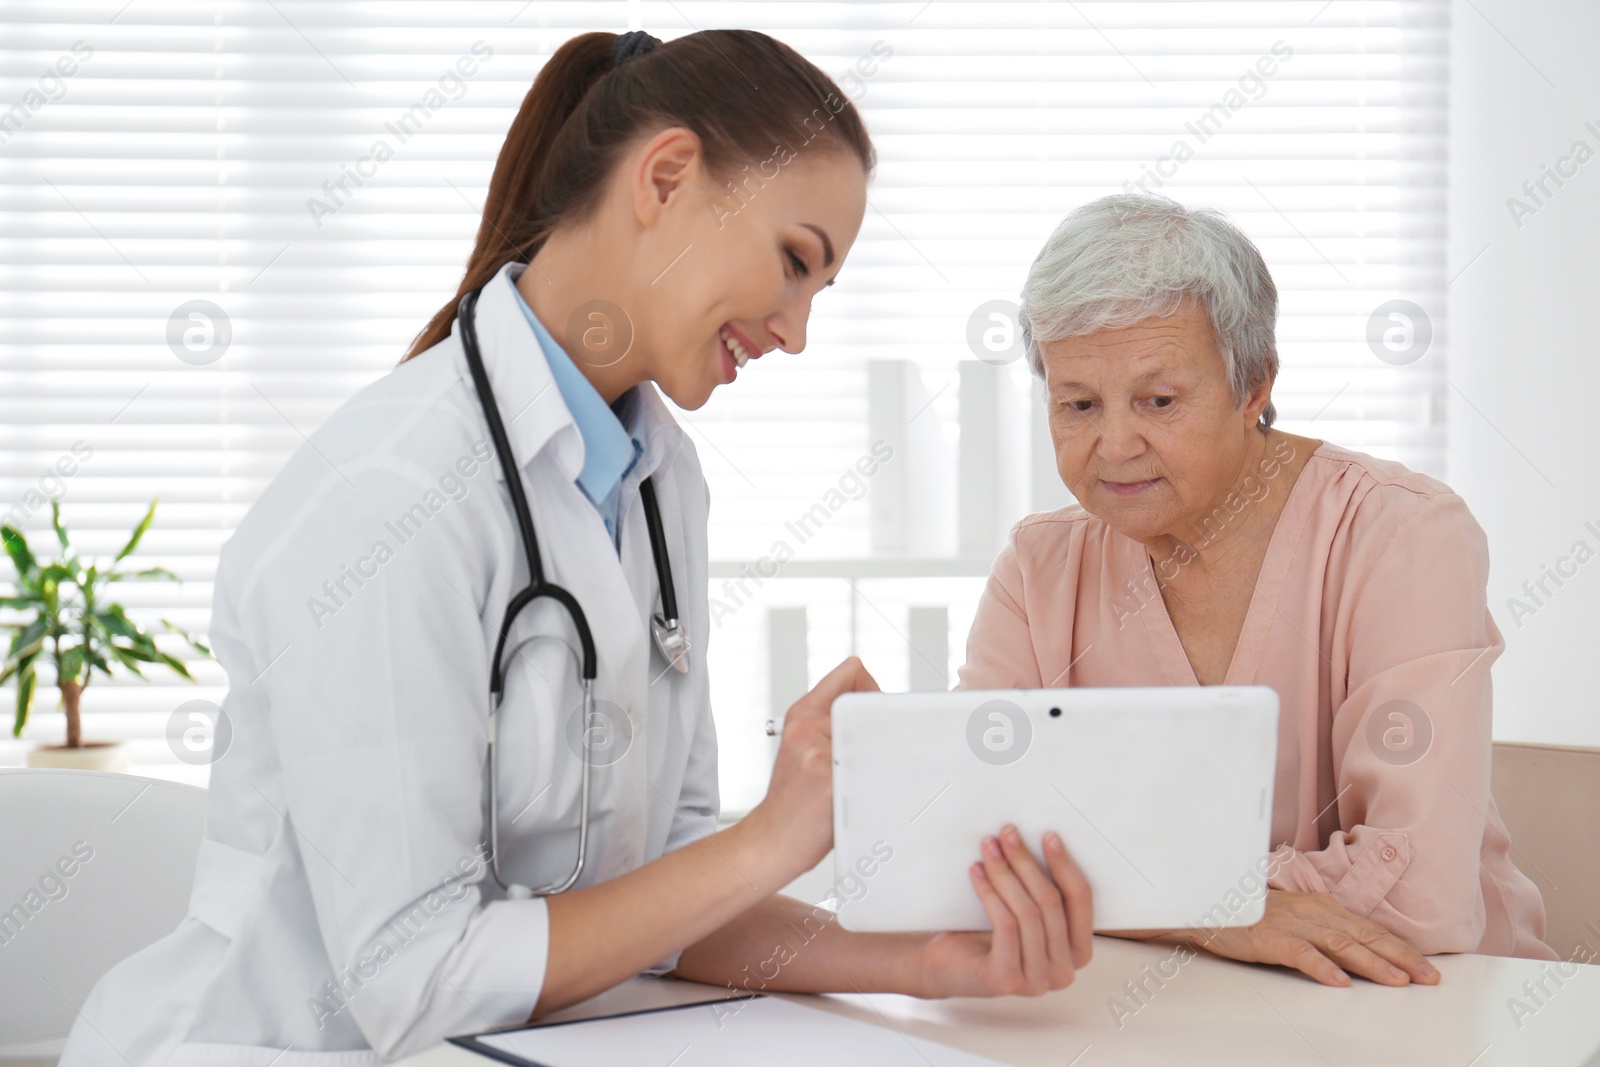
2,500 -> 211,771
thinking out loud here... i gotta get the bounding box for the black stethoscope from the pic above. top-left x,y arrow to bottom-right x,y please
456,285 -> 690,899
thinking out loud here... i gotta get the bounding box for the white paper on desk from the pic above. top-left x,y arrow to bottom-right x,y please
470,995 -> 1006,1067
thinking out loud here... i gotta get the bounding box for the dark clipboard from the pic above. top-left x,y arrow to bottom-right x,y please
447,992 -> 765,1067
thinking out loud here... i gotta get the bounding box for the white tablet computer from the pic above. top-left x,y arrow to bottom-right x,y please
830,686 -> 1279,933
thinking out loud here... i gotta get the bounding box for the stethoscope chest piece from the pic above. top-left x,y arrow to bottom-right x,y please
651,614 -> 691,674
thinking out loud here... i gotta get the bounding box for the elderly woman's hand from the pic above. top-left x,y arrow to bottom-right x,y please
1160,889 -> 1441,987
911,825 -> 1095,998
1199,889 -> 1441,986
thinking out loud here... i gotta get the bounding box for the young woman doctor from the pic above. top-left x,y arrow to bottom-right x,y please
61,29 -> 1093,1066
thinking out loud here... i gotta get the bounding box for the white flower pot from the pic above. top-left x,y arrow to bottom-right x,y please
26,741 -> 131,773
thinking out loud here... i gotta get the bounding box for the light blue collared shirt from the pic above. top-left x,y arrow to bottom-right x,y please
507,268 -> 643,549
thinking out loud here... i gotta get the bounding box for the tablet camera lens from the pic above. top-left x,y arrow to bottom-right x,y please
1049,707 -> 1062,718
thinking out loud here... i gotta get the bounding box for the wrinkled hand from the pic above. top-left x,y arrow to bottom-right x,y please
914,825 -> 1094,998
1184,889 -> 1439,987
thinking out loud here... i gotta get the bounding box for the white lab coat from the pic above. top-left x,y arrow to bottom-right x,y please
60,263 -> 720,1065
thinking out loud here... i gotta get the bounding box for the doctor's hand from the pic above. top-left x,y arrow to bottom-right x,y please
747,656 -> 879,875
1178,889 -> 1439,987
912,825 -> 1094,999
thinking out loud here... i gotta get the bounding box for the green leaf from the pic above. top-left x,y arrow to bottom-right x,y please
0,596 -> 39,610
59,644 -> 85,685
160,618 -> 212,657
1,527 -> 36,578
50,500 -> 69,551
96,605 -> 141,639
83,614 -> 104,639
115,500 -> 159,562
6,616 -> 48,661
0,649 -> 38,688
37,563 -> 76,586
110,566 -> 181,584
86,647 -> 114,678
13,664 -> 36,737
107,645 -> 148,678
38,581 -> 61,626
153,650 -> 194,681
84,611 -> 108,645
133,567 -> 181,583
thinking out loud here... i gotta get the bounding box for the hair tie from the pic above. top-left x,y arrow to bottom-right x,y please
612,30 -> 660,67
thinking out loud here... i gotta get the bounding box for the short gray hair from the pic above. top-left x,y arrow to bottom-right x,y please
1019,193 -> 1279,428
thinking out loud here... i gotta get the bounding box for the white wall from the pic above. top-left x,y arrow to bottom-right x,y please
1449,0 -> 1600,746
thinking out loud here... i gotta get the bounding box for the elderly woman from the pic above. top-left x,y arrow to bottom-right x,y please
958,193 -> 1555,986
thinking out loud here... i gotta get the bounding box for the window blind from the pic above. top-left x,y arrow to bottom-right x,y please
0,1 -> 1448,804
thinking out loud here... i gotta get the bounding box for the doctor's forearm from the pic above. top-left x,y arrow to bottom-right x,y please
530,813 -> 800,1019
671,894 -> 928,996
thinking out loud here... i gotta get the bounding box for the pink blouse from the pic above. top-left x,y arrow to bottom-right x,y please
956,439 -> 1554,959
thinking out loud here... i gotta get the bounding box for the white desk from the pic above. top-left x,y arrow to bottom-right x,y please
399,936 -> 1600,1067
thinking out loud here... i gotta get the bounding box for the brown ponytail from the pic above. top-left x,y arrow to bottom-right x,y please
403,29 -> 877,361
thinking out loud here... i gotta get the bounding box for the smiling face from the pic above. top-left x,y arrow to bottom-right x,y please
1037,300 -> 1273,544
610,128 -> 868,410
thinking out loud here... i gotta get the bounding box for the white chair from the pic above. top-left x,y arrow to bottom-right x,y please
0,770 -> 206,1065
